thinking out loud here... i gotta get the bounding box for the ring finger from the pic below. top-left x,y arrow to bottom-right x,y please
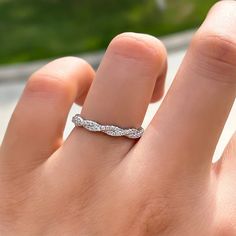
52,33 -> 167,179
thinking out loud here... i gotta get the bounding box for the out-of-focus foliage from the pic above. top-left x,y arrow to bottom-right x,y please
0,0 -> 217,64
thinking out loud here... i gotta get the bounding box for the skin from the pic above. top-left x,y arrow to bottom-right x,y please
1,1 -> 236,235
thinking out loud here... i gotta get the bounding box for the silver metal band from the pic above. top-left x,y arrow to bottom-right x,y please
72,114 -> 144,139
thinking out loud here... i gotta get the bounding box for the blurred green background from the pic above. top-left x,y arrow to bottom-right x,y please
0,0 -> 217,65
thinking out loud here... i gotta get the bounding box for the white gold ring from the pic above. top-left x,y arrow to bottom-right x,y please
72,114 -> 144,139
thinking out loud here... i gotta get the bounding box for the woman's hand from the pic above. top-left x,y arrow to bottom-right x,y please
1,1 -> 236,235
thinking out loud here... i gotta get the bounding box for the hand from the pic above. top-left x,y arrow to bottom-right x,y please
1,1 -> 236,235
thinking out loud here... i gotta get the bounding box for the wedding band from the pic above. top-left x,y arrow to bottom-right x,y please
72,114 -> 144,139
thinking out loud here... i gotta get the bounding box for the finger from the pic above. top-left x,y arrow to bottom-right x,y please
54,33 -> 167,178
139,1 -> 236,176
1,57 -> 94,171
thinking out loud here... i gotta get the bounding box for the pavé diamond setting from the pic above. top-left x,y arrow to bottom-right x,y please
72,114 -> 144,139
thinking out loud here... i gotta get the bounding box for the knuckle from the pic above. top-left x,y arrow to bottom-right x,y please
54,56 -> 92,71
109,33 -> 167,67
190,31 -> 236,84
193,32 -> 236,68
192,31 -> 236,68
25,72 -> 69,100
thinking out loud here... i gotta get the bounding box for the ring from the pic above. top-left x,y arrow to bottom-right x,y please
72,114 -> 144,139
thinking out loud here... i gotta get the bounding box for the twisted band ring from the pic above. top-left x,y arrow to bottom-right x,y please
72,114 -> 144,139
